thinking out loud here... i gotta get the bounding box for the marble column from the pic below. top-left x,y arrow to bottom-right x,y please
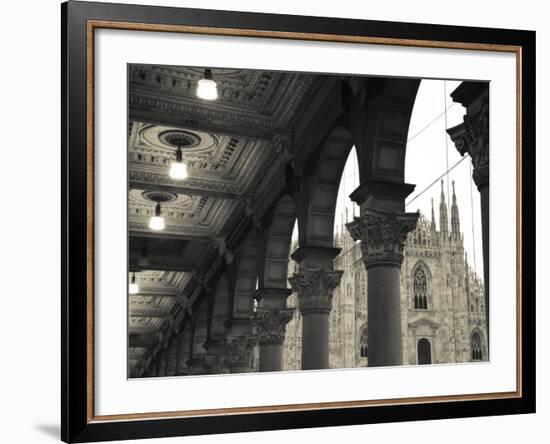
347,181 -> 418,367
447,82 -> 489,349
289,247 -> 343,370
252,288 -> 294,372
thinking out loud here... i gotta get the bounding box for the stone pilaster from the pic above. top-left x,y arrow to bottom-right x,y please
447,100 -> 489,190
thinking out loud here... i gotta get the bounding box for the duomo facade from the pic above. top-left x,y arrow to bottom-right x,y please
283,180 -> 487,370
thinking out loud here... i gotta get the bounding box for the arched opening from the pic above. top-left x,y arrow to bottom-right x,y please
417,338 -> 432,365
298,126 -> 354,249
405,80 -> 483,281
471,331 -> 483,361
260,195 -> 296,290
334,145 -> 359,247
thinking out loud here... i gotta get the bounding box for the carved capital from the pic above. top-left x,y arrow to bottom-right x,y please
447,100 -> 489,189
251,309 -> 294,345
225,336 -> 257,370
200,355 -> 229,375
346,209 -> 419,268
288,268 -> 343,315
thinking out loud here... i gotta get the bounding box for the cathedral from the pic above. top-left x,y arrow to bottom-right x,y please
283,180 -> 487,370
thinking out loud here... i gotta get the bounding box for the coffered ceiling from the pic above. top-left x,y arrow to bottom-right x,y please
127,65 -> 328,374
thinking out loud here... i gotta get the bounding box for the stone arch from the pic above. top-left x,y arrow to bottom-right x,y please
411,259 -> 432,310
259,194 -> 296,289
470,328 -> 486,361
347,77 -> 420,186
230,234 -> 258,319
296,126 -> 354,248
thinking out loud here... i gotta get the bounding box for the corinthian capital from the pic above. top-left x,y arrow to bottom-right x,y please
447,100 -> 489,189
225,336 -> 257,370
346,209 -> 419,268
251,309 -> 294,345
200,355 -> 228,375
288,268 -> 343,315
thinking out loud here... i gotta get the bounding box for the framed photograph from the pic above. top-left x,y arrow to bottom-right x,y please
62,1 -> 535,442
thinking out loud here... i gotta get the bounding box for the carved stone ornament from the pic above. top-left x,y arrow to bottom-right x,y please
225,336 -> 257,369
200,355 -> 229,374
288,268 -> 343,315
273,133 -> 294,164
448,100 -> 489,189
251,309 -> 295,345
346,209 -> 419,269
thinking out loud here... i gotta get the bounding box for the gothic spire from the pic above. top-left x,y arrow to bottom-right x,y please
430,198 -> 436,233
451,180 -> 461,240
439,179 -> 448,240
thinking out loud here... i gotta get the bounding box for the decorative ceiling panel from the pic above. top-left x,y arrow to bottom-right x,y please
129,66 -> 314,132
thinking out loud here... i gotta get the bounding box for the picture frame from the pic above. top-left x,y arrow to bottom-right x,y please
61,1 -> 536,442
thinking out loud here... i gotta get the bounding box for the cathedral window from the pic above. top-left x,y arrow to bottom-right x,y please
413,265 -> 428,309
360,326 -> 368,358
471,332 -> 483,361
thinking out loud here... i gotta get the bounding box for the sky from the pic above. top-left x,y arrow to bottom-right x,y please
332,79 -> 484,278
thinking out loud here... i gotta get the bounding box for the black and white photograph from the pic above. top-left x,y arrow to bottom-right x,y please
126,65 -> 489,377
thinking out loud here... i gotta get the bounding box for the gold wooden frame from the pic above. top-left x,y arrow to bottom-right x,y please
85,20 -> 523,424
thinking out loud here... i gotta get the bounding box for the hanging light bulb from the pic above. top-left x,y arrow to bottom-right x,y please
129,272 -> 139,294
148,202 -> 165,231
169,145 -> 188,180
196,68 -> 218,100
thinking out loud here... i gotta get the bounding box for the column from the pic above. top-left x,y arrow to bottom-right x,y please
252,288 -> 294,372
346,181 -> 418,367
447,82 -> 489,348
225,318 -> 257,373
288,246 -> 343,370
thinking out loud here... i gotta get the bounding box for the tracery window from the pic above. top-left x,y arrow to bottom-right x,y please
413,265 -> 428,309
471,332 -> 483,361
360,326 -> 368,358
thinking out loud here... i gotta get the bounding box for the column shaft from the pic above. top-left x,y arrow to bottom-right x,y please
367,266 -> 403,366
259,344 -> 283,371
302,312 -> 330,369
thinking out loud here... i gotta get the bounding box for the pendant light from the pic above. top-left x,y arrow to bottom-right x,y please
148,202 -> 165,231
129,272 -> 139,294
197,68 -> 218,100
169,145 -> 188,180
